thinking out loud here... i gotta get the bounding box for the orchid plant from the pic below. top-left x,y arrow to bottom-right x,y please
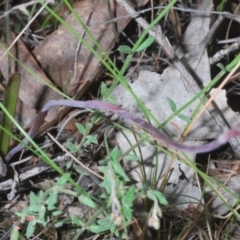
5,98 -> 240,162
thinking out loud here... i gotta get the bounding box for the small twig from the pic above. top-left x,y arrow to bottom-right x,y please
70,9 -> 95,85
94,5 -> 240,27
209,42 -> 240,65
47,132 -> 103,180
218,37 -> 240,44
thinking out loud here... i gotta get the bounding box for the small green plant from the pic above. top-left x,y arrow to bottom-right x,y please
15,190 -> 61,239
100,82 -> 117,103
12,138 -> 168,238
83,144 -> 169,236
13,110 -> 168,238
66,121 -> 98,154
167,97 -> 192,123
12,174 -> 96,239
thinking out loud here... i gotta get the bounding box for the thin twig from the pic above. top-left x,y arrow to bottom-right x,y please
47,132 -> 103,180
70,9 -> 95,85
94,5 -> 240,27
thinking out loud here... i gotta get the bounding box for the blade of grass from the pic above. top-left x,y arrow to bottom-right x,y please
0,73 -> 21,157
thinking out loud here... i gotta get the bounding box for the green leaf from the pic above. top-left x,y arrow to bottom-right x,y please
10,226 -> 19,240
29,192 -> 41,211
136,37 -> 155,52
99,157 -> 110,165
26,221 -> 35,239
178,114 -> 191,123
15,212 -> 26,223
84,135 -> 98,146
71,215 -> 84,226
66,161 -> 72,169
217,63 -> 226,72
55,218 -> 72,228
150,190 -> 168,205
98,165 -> 108,174
38,205 -> 47,226
99,192 -> 108,199
122,190 -> 134,219
97,219 -> 114,231
78,194 -> 97,208
110,147 -> 121,161
125,154 -> 139,161
105,97 -> 117,104
67,141 -> 78,153
47,190 -> 58,210
55,221 -> 64,228
85,122 -> 92,131
100,82 -> 108,97
167,97 -> 177,112
38,190 -> 44,199
122,206 -> 132,221
52,210 -> 62,216
226,52 -> 240,71
112,161 -> 129,181
75,123 -> 86,135
89,224 -> 110,233
0,73 -> 21,157
57,173 -> 71,186
122,186 -> 135,206
99,166 -> 111,193
118,45 -> 133,54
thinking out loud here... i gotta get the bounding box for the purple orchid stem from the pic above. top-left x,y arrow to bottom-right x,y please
5,100 -> 240,162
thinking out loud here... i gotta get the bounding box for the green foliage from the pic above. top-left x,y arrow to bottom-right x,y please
15,190 -> 61,238
75,122 -> 86,135
147,190 -> 168,206
89,218 -> 115,233
167,97 -> 177,112
66,117 -> 98,154
100,82 -> 117,103
118,37 -> 155,55
10,226 -> 20,240
14,181 -> 97,238
118,45 -> 132,55
136,36 -> 155,52
167,97 -> 191,123
0,73 -> 21,157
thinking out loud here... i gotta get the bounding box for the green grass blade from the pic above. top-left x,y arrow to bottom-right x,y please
0,73 -> 21,157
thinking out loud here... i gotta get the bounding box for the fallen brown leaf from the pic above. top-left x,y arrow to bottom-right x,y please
0,33 -> 62,128
33,0 -> 135,98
